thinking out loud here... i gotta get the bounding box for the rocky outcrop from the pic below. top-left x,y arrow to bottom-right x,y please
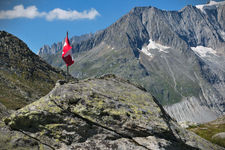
212,132 -> 225,141
2,75 -> 224,150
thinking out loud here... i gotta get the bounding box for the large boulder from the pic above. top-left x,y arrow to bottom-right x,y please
3,75 -> 224,149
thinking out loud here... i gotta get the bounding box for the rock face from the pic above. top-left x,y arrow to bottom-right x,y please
212,132 -> 225,141
2,75 -> 224,150
0,31 -> 69,109
39,2 -> 225,123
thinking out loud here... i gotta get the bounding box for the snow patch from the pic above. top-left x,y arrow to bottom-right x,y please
196,1 -> 225,13
141,39 -> 170,58
147,39 -> 170,53
219,30 -> 225,41
141,47 -> 153,57
191,46 -> 217,57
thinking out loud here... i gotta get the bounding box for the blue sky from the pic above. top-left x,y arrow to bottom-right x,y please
0,0 -> 222,54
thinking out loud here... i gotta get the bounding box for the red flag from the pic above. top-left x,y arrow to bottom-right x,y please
62,32 -> 74,66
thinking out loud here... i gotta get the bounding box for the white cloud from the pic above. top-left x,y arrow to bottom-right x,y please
0,4 -> 100,21
0,5 -> 45,19
46,8 -> 100,21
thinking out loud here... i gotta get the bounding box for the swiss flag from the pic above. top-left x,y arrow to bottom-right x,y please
62,32 -> 74,66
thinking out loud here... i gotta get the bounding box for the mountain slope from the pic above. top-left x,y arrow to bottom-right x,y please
39,2 -> 225,123
2,75 -> 224,150
0,31 -> 68,109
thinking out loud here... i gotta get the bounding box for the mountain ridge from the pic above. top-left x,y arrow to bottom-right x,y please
38,33 -> 94,56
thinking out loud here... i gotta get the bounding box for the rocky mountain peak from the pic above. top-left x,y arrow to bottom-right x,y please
0,30 -> 31,55
38,33 -> 94,56
38,45 -> 51,55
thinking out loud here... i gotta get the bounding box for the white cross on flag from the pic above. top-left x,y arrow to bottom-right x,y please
62,32 -> 74,66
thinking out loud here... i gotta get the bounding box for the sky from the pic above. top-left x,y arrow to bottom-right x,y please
0,0 -> 223,54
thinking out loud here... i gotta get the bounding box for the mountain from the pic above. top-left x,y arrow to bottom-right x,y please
0,31 -> 70,110
38,1 -> 225,123
1,75 -> 224,150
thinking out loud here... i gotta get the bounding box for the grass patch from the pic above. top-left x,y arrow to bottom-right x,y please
188,122 -> 225,147
0,97 -> 28,110
0,67 -> 64,110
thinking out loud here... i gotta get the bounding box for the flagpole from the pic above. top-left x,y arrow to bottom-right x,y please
67,65 -> 69,82
66,31 -> 69,82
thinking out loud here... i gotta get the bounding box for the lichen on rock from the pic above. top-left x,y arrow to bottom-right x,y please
2,75 -> 225,149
